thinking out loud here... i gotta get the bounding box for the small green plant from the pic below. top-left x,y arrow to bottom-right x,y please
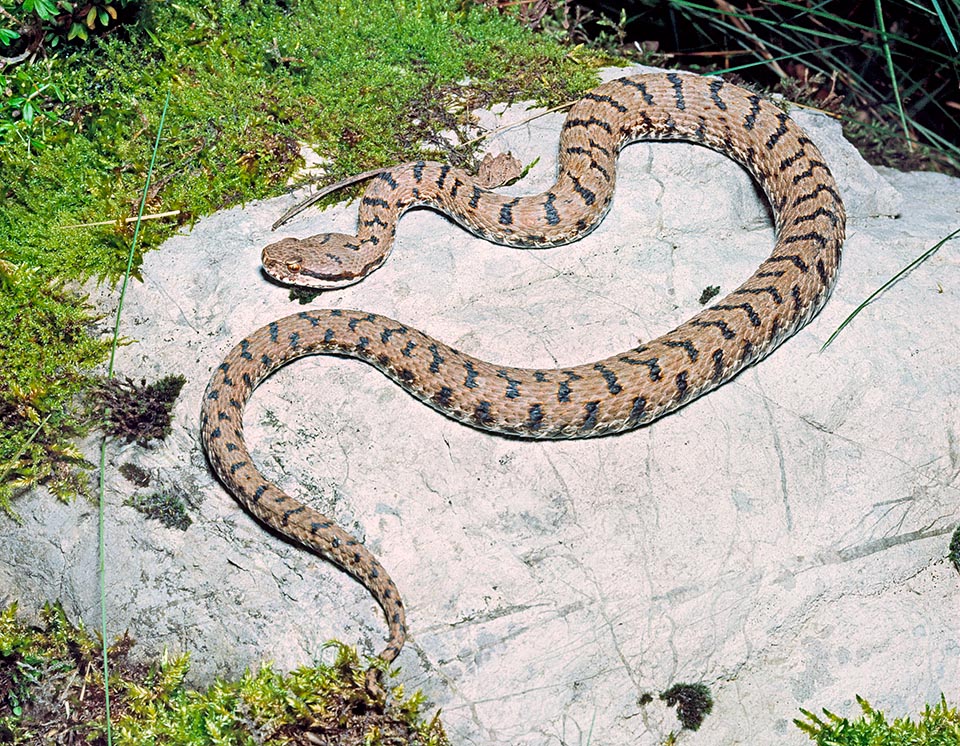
0,58 -> 64,153
796,694 -> 960,745
950,524 -> 960,574
0,0 -> 138,55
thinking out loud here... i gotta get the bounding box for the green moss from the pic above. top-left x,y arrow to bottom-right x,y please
0,0 -> 605,509
796,694 -> 960,745
949,525 -> 960,574
0,602 -> 448,745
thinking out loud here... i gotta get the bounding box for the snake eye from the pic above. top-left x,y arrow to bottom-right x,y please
286,260 -> 302,273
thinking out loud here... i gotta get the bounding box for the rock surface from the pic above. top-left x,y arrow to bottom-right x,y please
3,65 -> 958,744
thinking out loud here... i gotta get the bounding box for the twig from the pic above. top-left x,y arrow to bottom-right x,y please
272,98 -> 576,230
271,168 -> 390,230
457,99 -> 575,148
60,210 -> 180,229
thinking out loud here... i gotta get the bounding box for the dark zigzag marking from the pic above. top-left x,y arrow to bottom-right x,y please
709,78 -> 727,111
713,302 -> 761,327
792,206 -> 841,227
691,319 -> 736,339
767,254 -> 809,272
792,160 -> 830,185
581,401 -> 600,432
564,116 -> 613,134
376,171 -> 398,189
583,92 -> 628,112
593,363 -> 622,395
436,164 -> 450,189
793,179 -> 841,207
616,77 -> 655,104
499,197 -> 520,226
783,231 -> 829,249
744,94 -> 762,130
544,193 -> 560,225
734,286 -> 783,304
567,173 -> 596,206
667,72 -> 685,110
663,339 -> 699,362
766,111 -> 790,150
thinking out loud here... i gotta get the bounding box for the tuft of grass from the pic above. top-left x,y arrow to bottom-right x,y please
661,0 -> 960,174
796,694 -> 960,745
0,602 -> 448,745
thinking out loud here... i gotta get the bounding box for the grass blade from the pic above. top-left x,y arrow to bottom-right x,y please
97,85 -> 173,745
821,226 -> 960,351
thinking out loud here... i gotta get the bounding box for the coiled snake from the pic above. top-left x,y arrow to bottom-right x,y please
200,72 -> 845,687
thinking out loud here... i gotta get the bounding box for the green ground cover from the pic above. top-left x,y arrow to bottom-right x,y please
0,0 -> 604,508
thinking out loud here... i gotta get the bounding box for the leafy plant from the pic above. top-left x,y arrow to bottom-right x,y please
0,0 -> 138,56
88,374 -> 186,447
0,58 -> 64,153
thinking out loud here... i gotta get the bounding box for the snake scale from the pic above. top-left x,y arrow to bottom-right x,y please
201,72 -> 845,686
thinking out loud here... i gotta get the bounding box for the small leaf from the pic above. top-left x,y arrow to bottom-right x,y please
106,5 -> 118,20
86,7 -> 97,29
99,9 -> 110,26
21,101 -> 34,124
68,22 -> 88,41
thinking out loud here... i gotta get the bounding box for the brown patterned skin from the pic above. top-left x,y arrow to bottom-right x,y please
202,72 -> 845,686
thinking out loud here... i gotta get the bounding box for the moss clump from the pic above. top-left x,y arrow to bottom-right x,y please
125,488 -> 192,531
0,602 -> 448,745
949,525 -> 960,574
88,374 -> 186,447
118,462 -> 151,487
660,682 -> 713,731
796,694 -> 960,745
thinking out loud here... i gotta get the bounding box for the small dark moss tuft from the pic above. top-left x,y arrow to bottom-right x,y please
125,489 -> 192,530
290,286 -> 324,305
949,524 -> 960,573
118,462 -> 151,487
661,682 -> 714,731
699,285 -> 721,305
88,374 -> 186,446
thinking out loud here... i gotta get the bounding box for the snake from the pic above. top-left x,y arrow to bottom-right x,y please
200,72 -> 845,689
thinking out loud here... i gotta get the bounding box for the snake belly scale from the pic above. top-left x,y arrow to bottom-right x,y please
201,72 -> 845,680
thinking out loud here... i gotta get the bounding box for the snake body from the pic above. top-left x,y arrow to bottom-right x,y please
201,73 -> 845,680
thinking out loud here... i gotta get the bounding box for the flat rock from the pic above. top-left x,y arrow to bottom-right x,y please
3,65 -> 958,745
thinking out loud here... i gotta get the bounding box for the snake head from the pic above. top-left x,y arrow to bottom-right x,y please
261,234 -> 386,290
